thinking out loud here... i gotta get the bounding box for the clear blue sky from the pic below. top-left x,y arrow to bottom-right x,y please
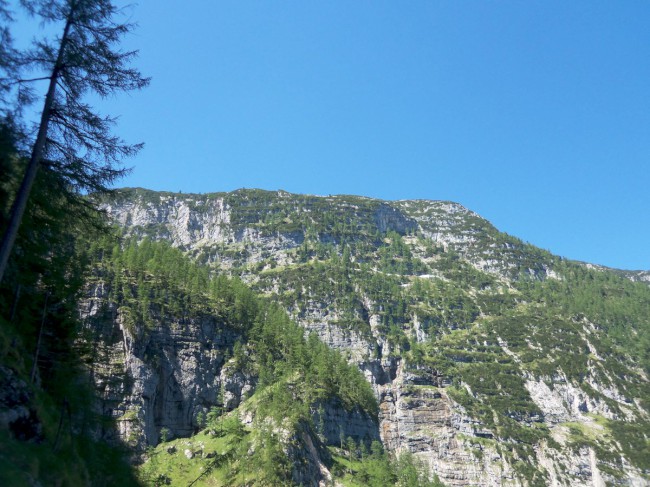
11,1 -> 650,270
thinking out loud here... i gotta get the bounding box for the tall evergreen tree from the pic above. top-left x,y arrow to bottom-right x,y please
0,0 -> 149,282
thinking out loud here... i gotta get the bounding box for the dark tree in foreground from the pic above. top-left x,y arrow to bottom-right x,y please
0,0 -> 149,282
0,3 -> 147,482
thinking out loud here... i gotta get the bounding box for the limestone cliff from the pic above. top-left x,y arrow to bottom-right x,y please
96,188 -> 649,486
80,282 -> 245,450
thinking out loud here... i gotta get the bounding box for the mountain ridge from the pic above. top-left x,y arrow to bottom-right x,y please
109,186 -> 649,274
91,186 -> 650,486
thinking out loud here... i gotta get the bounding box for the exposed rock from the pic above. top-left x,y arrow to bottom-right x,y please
81,300 -> 242,450
290,429 -> 334,487
220,366 -> 255,410
310,398 -> 380,446
374,202 -> 418,235
0,366 -> 43,443
375,361 -> 517,486
96,188 -> 650,486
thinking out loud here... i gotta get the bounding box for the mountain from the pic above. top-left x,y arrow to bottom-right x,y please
90,187 -> 649,486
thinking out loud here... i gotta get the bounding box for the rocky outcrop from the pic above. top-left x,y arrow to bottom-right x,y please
374,202 -> 418,235
311,398 -> 380,446
301,318 -> 375,363
374,362 -> 513,486
98,188 -> 650,485
0,366 -> 43,443
107,193 -> 232,248
81,289 -> 243,450
219,365 -> 255,411
291,429 -> 334,487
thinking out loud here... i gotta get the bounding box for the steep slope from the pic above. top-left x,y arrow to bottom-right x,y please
100,188 -> 650,486
81,237 -> 389,485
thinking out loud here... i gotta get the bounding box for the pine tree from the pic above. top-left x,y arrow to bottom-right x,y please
0,0 -> 149,282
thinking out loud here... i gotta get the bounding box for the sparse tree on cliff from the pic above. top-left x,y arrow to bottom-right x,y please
0,0 -> 149,282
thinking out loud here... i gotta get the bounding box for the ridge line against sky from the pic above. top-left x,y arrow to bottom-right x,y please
9,1 -> 650,270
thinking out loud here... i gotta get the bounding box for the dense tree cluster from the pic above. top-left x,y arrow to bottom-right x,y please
91,236 -> 379,419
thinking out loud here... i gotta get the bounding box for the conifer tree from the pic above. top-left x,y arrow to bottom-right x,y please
0,0 -> 149,282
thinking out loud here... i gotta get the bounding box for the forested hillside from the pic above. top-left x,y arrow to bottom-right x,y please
83,237 -> 440,485
0,172 -> 440,485
101,188 -> 650,486
2,177 -> 650,485
0,126 -> 139,485
2,0 -> 649,484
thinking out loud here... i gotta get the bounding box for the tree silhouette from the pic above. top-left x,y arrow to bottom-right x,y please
0,0 -> 149,282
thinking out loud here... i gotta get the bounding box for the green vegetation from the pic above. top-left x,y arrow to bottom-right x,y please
4,176 -> 650,485
0,2 -> 149,481
143,188 -> 647,480
141,424 -> 442,487
0,122 -> 139,484
85,237 -> 388,484
329,441 -> 444,487
520,260 -> 650,376
138,415 -> 257,486
2,0 -> 645,481
89,237 -> 378,419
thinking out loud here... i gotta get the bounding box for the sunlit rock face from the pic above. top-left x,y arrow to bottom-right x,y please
96,188 -> 650,486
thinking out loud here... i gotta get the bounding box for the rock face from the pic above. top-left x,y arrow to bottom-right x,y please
311,399 -> 381,446
96,188 -> 650,486
0,366 -> 43,443
80,291 -> 243,450
377,364 -> 499,486
80,279 -> 380,475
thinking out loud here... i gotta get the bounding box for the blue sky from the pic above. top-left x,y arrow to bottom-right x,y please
10,1 -> 650,270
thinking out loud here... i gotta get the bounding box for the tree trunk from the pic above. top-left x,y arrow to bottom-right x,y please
30,292 -> 49,384
0,9 -> 74,283
9,283 -> 20,321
